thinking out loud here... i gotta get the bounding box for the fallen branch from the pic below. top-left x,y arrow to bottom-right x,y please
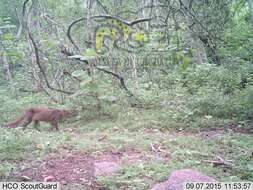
202,156 -> 233,167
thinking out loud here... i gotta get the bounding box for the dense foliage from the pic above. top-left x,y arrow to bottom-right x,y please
0,0 -> 253,188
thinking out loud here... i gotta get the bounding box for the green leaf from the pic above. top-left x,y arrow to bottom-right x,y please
80,79 -> 93,89
87,81 -> 99,91
84,48 -> 97,58
3,33 -> 14,41
0,24 -> 16,29
181,56 -> 191,70
6,51 -> 24,60
247,162 -> 253,171
72,70 -> 87,78
100,95 -> 117,102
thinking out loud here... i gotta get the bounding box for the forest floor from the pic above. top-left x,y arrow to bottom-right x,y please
1,115 -> 253,190
0,92 -> 253,189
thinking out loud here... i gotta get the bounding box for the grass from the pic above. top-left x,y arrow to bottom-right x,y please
0,86 -> 252,189
0,119 -> 252,189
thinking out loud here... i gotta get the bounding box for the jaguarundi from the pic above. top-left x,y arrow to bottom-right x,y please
3,107 -> 77,131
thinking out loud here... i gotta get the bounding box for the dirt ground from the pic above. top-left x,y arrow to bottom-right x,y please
11,147 -> 169,187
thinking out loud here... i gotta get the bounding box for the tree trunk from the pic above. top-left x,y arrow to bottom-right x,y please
141,0 -> 149,29
248,0 -> 253,27
26,2 -> 44,92
190,35 -> 208,64
1,52 -> 13,82
182,0 -> 208,64
130,54 -> 139,89
85,0 -> 93,48
84,0 -> 96,75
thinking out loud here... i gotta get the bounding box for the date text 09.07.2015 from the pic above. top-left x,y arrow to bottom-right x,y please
184,182 -> 253,190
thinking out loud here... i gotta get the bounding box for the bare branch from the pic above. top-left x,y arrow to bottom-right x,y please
67,15 -> 152,49
96,66 -> 135,98
67,17 -> 85,50
28,31 -> 74,95
22,0 -> 30,16
60,47 -> 138,100
96,0 -> 109,14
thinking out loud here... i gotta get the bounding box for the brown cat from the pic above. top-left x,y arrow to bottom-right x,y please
3,107 -> 77,131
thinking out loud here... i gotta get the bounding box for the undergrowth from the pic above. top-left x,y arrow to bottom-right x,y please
0,63 -> 253,189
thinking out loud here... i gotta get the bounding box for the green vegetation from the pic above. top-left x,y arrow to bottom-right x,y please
0,0 -> 253,189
